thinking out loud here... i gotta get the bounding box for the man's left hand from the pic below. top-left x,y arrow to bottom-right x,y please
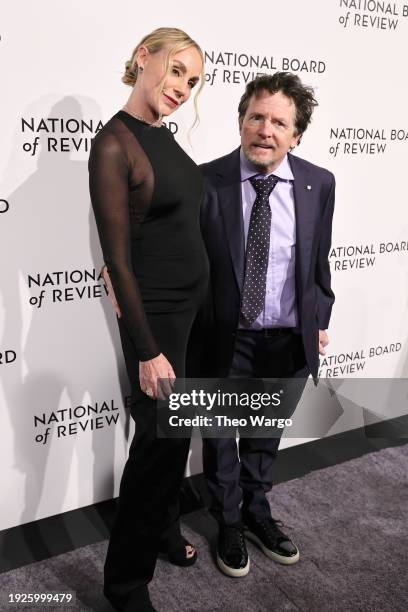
319,330 -> 329,355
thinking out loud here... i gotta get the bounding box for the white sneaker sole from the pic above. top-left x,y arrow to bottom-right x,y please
216,552 -> 250,577
244,530 -> 300,565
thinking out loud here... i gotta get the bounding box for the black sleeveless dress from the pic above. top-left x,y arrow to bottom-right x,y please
89,110 -> 209,605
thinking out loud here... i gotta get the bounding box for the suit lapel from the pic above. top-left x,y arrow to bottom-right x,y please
216,148 -> 245,293
289,153 -> 316,293
214,150 -> 317,296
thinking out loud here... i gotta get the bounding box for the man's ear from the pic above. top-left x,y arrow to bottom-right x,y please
290,131 -> 302,150
238,116 -> 243,134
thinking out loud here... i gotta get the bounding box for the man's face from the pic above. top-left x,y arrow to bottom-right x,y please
240,90 -> 301,173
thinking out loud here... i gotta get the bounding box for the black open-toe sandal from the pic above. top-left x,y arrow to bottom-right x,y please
166,535 -> 197,567
159,524 -> 198,567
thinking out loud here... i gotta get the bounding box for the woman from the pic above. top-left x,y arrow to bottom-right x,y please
88,27 -> 209,612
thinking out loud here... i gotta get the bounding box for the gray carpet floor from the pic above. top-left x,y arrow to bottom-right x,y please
1,444 -> 407,612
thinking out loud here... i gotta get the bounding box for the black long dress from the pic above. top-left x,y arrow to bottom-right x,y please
89,110 -> 209,606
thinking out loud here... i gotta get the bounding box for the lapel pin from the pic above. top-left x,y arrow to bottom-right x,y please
306,185 -> 312,191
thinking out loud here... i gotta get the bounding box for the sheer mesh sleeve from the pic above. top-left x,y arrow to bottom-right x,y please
88,129 -> 160,361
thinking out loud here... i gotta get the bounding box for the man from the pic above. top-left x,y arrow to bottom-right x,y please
190,72 -> 335,577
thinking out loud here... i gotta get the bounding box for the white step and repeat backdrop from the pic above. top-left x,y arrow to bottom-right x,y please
1,1 -> 407,531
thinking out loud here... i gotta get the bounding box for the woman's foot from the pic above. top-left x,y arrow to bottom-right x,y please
104,584 -> 157,611
165,536 -> 197,567
159,523 -> 198,567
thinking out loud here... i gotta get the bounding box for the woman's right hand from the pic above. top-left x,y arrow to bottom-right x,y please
139,353 -> 176,400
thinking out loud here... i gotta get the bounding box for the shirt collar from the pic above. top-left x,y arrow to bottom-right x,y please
240,147 -> 294,182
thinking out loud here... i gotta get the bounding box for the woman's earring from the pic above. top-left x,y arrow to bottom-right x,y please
138,66 -> 144,72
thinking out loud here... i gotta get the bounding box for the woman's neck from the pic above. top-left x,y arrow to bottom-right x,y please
124,87 -> 159,124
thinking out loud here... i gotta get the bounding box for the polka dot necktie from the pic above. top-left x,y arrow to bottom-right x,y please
241,174 -> 279,325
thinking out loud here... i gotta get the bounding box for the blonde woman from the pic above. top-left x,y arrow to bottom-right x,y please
89,28 -> 208,612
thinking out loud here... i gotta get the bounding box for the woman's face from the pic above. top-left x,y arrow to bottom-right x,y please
136,44 -> 203,118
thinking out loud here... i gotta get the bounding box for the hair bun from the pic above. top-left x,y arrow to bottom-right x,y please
122,61 -> 137,86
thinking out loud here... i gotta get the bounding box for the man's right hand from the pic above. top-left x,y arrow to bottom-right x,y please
101,265 -> 175,399
101,264 -> 122,318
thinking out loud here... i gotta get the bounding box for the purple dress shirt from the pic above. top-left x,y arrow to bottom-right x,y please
239,148 -> 298,329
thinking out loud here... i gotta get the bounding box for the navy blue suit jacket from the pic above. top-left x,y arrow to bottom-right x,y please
187,147 -> 335,381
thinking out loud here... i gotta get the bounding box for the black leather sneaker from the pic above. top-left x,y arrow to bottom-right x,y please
244,515 -> 299,565
217,523 -> 250,577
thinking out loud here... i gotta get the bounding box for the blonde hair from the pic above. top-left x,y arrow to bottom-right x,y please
123,27 -> 205,132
